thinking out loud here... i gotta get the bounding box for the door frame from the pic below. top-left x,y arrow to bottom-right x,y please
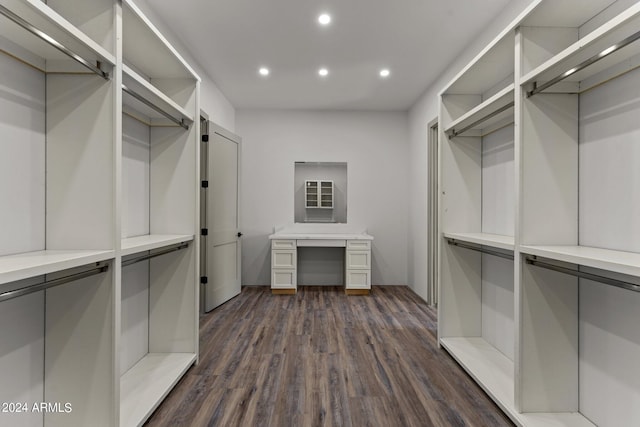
427,117 -> 439,307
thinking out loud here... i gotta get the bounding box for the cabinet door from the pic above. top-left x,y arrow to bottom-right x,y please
305,181 -> 318,207
320,181 -> 333,208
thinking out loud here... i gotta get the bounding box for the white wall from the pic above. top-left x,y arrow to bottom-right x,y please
133,0 -> 236,131
237,109 -> 409,286
407,0 -> 538,301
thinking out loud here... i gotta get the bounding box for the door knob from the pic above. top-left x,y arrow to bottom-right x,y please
237,232 -> 243,237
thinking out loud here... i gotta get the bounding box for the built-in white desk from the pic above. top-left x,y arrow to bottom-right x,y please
268,224 -> 374,294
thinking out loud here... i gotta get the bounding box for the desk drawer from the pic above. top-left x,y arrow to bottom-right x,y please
297,239 -> 346,247
346,250 -> 371,269
272,240 -> 296,249
271,269 -> 296,288
347,240 -> 371,250
346,270 -> 370,289
272,250 -> 296,268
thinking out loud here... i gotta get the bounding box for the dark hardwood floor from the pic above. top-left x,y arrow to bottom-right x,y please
145,286 -> 513,427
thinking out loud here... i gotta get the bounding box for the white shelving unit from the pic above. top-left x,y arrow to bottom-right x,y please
0,0 -> 200,425
439,1 -> 640,426
0,0 -> 117,426
120,1 -> 200,426
438,6 -> 529,423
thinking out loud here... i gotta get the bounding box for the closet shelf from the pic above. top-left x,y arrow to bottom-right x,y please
443,232 -> 514,251
121,234 -> 194,257
123,65 -> 194,127
0,249 -> 115,285
441,338 -> 595,427
123,0 -> 199,80
445,85 -> 514,137
120,352 -> 196,427
443,30 -> 516,95
440,338 -> 516,422
520,245 -> 640,278
521,3 -> 640,94
0,0 -> 114,73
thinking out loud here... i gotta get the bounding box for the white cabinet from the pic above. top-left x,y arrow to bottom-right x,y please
0,1 -> 199,425
438,1 -> 640,426
269,226 -> 373,294
345,240 -> 371,291
270,240 -> 297,291
305,179 -> 333,208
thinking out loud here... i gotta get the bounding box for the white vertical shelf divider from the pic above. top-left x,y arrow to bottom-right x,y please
440,0 -> 640,426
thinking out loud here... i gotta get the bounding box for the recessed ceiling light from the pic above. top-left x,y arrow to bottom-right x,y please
318,13 -> 331,25
258,67 -> 270,76
380,68 -> 390,78
318,68 -> 329,77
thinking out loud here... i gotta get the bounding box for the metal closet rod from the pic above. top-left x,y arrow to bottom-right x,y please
446,238 -> 514,261
0,264 -> 109,303
449,101 -> 514,138
0,4 -> 109,79
527,28 -> 640,97
122,242 -> 190,267
525,257 -> 640,293
122,85 -> 189,130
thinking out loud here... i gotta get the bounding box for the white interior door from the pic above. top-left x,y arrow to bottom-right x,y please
202,122 -> 241,312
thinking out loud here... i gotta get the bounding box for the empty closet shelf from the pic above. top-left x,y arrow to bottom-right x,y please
446,85 -> 514,138
0,0 -> 114,74
120,353 -> 196,427
122,64 -> 194,128
443,232 -> 514,251
522,3 -> 640,95
0,249 -> 115,285
121,234 -> 194,257
0,262 -> 109,303
520,245 -> 640,278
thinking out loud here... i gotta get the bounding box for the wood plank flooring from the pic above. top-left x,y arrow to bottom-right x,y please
145,286 -> 513,427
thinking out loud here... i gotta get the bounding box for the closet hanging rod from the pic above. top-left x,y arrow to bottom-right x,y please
527,29 -> 640,97
0,4 -> 109,79
525,257 -> 640,293
449,101 -> 514,138
122,85 -> 189,130
122,242 -> 190,267
0,264 -> 109,303
446,238 -> 514,261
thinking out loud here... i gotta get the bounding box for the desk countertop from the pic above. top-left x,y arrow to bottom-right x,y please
269,224 -> 373,241
268,232 -> 373,240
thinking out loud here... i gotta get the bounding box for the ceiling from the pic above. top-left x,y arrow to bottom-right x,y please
148,0 -> 513,111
